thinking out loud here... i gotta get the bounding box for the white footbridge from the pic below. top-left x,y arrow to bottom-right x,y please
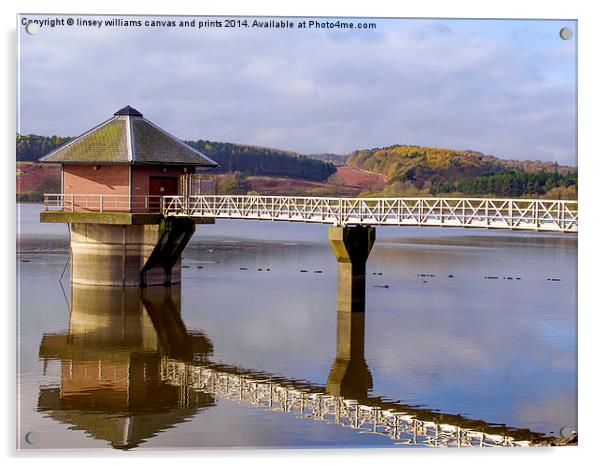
43,194 -> 578,232
162,196 -> 578,233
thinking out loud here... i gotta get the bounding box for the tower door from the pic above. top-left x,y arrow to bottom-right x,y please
149,176 -> 178,212
149,176 -> 178,196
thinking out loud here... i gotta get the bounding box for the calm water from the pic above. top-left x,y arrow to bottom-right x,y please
16,203 -> 577,449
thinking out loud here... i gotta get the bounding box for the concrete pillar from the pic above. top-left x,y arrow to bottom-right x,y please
70,223 -> 178,286
328,225 -> 375,313
69,218 -> 195,287
326,311 -> 373,400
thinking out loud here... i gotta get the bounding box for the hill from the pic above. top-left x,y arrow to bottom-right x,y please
306,153 -> 349,164
16,134 -> 338,200
17,134 -> 337,183
185,139 -> 336,182
16,162 -> 60,202
348,145 -> 577,199
16,135 -> 578,200
16,134 -> 73,162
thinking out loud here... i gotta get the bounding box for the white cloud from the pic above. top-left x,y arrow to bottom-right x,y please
18,16 -> 576,165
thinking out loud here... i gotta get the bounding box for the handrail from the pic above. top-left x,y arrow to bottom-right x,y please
42,194 -> 578,232
43,194 -> 165,214
163,195 -> 578,233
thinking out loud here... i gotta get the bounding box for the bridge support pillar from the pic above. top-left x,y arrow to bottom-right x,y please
69,218 -> 195,287
328,225 -> 375,313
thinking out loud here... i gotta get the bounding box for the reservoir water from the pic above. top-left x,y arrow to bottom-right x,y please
16,203 -> 577,449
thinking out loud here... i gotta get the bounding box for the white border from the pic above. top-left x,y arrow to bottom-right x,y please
5,1 -> 601,465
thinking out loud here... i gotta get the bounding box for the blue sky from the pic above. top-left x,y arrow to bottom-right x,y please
18,16 -> 577,165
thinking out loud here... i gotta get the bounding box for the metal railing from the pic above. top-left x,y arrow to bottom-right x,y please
162,195 -> 578,232
162,359 -> 536,447
43,194 -> 578,232
44,194 -> 164,213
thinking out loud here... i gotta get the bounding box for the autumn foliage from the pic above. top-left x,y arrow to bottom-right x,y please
348,145 -> 577,198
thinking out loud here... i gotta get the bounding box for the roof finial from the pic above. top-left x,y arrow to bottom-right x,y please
114,105 -> 143,117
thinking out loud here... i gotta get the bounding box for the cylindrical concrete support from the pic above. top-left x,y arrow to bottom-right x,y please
70,223 -> 181,286
328,225 -> 375,313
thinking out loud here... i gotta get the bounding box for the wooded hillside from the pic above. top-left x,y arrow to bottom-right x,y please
16,135 -> 577,199
348,145 -> 577,199
16,134 -> 337,183
185,139 -> 336,182
16,134 -> 73,162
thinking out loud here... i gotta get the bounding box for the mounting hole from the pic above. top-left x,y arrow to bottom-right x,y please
25,22 -> 40,35
25,431 -> 38,444
559,425 -> 577,438
559,27 -> 573,40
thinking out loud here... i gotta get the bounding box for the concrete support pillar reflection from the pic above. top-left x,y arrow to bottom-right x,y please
326,311 -> 373,400
328,225 -> 376,313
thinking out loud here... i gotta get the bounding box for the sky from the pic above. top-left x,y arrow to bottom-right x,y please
17,15 -> 577,165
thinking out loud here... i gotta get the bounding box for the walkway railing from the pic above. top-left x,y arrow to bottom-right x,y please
43,194 -> 578,232
162,360 -> 538,447
44,194 -> 164,213
163,195 -> 578,232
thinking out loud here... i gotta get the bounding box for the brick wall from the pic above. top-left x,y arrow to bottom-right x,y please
61,164 -> 195,212
132,165 -> 191,196
62,164 -> 130,211
63,164 -> 130,195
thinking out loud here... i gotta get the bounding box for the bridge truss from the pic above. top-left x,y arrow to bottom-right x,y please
162,196 -> 578,233
43,194 -> 578,233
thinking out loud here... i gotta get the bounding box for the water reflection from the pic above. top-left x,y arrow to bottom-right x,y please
38,284 -> 550,449
326,311 -> 373,400
37,286 -> 214,450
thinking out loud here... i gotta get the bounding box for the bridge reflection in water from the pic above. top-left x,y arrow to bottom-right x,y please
38,285 -> 547,449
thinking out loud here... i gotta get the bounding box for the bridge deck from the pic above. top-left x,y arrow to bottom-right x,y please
43,194 -> 578,233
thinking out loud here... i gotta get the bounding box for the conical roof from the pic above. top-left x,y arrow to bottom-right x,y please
40,106 -> 218,167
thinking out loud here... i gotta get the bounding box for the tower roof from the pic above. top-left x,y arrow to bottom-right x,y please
40,106 -> 218,167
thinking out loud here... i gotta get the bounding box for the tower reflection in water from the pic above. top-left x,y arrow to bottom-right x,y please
37,285 -> 215,450
38,284 -> 543,449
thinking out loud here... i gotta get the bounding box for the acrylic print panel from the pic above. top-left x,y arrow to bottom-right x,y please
16,14 -> 577,450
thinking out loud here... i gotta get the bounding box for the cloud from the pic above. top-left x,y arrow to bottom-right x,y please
18,17 -> 576,164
